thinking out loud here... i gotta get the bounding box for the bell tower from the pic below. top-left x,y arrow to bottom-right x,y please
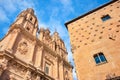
0,8 -> 39,54
10,8 -> 38,36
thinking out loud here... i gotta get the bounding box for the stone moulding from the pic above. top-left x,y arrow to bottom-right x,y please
0,51 -> 55,80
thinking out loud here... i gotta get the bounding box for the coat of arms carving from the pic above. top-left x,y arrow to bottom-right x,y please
18,41 -> 28,54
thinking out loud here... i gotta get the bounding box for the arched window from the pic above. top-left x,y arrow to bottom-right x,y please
93,52 -> 107,64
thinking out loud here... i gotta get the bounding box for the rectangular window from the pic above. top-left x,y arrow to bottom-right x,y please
45,66 -> 49,74
94,55 -> 101,64
45,63 -> 49,75
93,52 -> 107,64
99,53 -> 107,62
101,15 -> 111,21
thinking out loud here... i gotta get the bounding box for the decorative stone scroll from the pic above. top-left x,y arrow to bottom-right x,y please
18,41 -> 28,55
25,70 -> 31,80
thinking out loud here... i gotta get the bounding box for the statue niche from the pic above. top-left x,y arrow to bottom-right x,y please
18,41 -> 28,55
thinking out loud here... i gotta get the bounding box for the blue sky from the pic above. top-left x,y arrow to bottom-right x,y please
0,0 -> 111,80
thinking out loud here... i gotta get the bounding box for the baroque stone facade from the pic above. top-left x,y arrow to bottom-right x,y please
65,0 -> 120,80
0,8 -> 73,80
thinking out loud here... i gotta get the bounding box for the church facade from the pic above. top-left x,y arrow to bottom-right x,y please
0,8 -> 73,80
65,0 -> 120,80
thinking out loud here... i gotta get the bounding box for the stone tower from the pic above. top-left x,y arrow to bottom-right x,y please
0,8 -> 73,80
65,0 -> 120,80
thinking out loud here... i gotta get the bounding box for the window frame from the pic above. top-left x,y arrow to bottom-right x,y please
93,52 -> 107,65
101,14 -> 111,22
45,63 -> 50,75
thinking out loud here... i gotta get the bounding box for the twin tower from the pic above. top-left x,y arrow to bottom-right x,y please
0,8 -> 73,80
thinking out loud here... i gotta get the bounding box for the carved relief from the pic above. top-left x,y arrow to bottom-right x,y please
31,72 -> 37,80
18,41 -> 28,55
8,60 -> 27,77
0,58 -> 8,70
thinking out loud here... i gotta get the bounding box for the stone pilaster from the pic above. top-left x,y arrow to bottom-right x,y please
7,29 -> 20,53
35,46 -> 43,70
59,60 -> 64,80
54,57 -> 59,80
28,41 -> 36,64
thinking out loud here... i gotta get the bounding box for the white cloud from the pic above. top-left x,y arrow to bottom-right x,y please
16,0 -> 35,10
0,0 -> 17,14
0,0 -> 36,35
60,0 -> 72,6
0,7 -> 9,22
38,21 -> 49,30
0,0 -> 35,17
60,0 -> 74,15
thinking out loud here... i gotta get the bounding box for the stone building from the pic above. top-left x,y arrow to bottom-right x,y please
65,0 -> 120,80
0,8 -> 73,80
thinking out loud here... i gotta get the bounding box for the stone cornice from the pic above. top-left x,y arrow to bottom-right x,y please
1,49 -> 55,80
65,0 -> 118,29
